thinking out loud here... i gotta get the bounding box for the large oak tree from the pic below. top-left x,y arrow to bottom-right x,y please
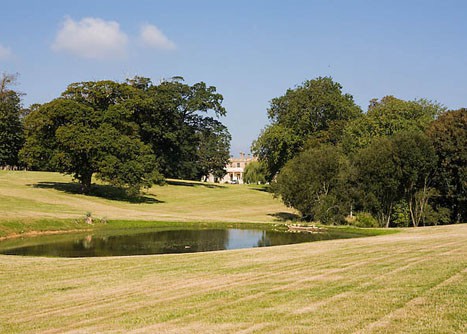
20,96 -> 162,195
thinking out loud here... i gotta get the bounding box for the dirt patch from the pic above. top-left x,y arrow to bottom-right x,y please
0,229 -> 92,241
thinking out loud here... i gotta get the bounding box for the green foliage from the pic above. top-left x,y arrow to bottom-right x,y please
312,193 -> 346,225
20,96 -> 162,195
252,77 -> 361,179
195,118 -> 231,181
392,131 -> 437,227
243,161 -> 268,184
391,201 -> 411,227
128,78 -> 230,180
251,124 -> 302,180
0,73 -> 24,166
20,77 -> 230,193
351,136 -> 401,227
342,96 -> 444,153
352,212 -> 379,228
428,108 -> 467,222
273,145 -> 347,223
350,131 -> 437,227
421,204 -> 451,226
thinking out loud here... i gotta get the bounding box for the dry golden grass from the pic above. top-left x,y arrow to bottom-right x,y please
0,171 -> 466,333
1,224 -> 466,333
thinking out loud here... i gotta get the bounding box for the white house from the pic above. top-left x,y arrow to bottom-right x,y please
205,152 -> 256,184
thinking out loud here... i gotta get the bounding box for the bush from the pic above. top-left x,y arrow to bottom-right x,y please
391,200 -> 410,227
352,212 -> 379,228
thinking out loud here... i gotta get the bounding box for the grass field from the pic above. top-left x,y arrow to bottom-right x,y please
0,225 -> 465,333
0,170 -> 296,237
0,171 -> 466,333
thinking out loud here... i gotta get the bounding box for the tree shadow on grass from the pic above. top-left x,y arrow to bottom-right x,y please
30,182 -> 163,204
248,186 -> 271,193
268,212 -> 301,222
166,180 -> 226,189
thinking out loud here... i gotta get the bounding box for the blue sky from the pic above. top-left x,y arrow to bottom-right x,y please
1,0 -> 467,155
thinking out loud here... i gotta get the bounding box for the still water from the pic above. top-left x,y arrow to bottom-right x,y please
0,228 -> 366,257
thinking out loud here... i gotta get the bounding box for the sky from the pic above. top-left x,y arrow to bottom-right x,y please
1,0 -> 467,155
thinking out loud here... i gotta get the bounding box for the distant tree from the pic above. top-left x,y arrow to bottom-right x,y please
252,77 -> 361,179
251,125 -> 302,180
428,108 -> 467,222
342,96 -> 444,153
273,145 -> 347,223
0,73 -> 24,166
58,78 -> 230,181
20,97 -> 162,195
20,77 -> 230,191
243,161 -> 268,184
351,131 -> 440,227
130,79 -> 229,180
392,131 -> 438,227
196,117 -> 231,181
351,137 -> 402,227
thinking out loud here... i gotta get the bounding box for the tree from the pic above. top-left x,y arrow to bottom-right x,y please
20,97 -> 162,195
351,137 -> 402,227
129,79 -> 229,180
428,108 -> 467,222
351,131 -> 440,227
243,161 -> 268,184
252,77 -> 361,179
392,131 -> 438,227
0,73 -> 24,166
57,77 -> 230,181
342,96 -> 444,153
195,117 -> 231,181
273,145 -> 347,223
251,125 -> 302,180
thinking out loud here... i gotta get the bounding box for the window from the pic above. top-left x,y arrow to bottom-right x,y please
237,163 -> 240,168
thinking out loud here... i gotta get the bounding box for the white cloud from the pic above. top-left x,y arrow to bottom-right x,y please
139,24 -> 176,50
0,43 -> 13,60
52,17 -> 128,59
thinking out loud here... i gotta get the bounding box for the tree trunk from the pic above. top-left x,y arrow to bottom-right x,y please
384,203 -> 393,228
80,172 -> 93,194
408,197 -> 417,227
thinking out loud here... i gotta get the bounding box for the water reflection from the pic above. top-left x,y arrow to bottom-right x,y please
0,228 -> 364,258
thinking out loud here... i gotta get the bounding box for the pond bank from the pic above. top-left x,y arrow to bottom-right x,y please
0,228 -> 93,241
0,222 -> 397,257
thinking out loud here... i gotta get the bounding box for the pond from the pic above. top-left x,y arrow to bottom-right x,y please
0,227 -> 370,258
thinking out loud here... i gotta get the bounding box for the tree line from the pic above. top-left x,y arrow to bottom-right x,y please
252,77 -> 466,227
0,74 -> 231,195
2,73 -> 465,226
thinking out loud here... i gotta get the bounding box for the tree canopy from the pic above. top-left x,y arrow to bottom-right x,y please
243,161 -> 268,185
260,76 -> 463,227
20,77 -> 230,195
428,108 -> 467,222
8,72 -> 467,225
342,96 -> 444,153
126,78 -> 230,180
0,73 -> 24,166
252,77 -> 361,179
273,145 -> 347,223
20,98 -> 162,195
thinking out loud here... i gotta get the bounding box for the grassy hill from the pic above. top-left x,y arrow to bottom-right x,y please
0,170 -> 296,237
0,171 -> 466,333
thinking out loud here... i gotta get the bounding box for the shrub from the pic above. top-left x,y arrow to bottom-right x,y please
353,212 -> 379,228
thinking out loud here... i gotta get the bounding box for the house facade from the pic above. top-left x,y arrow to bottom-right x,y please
205,152 -> 256,184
